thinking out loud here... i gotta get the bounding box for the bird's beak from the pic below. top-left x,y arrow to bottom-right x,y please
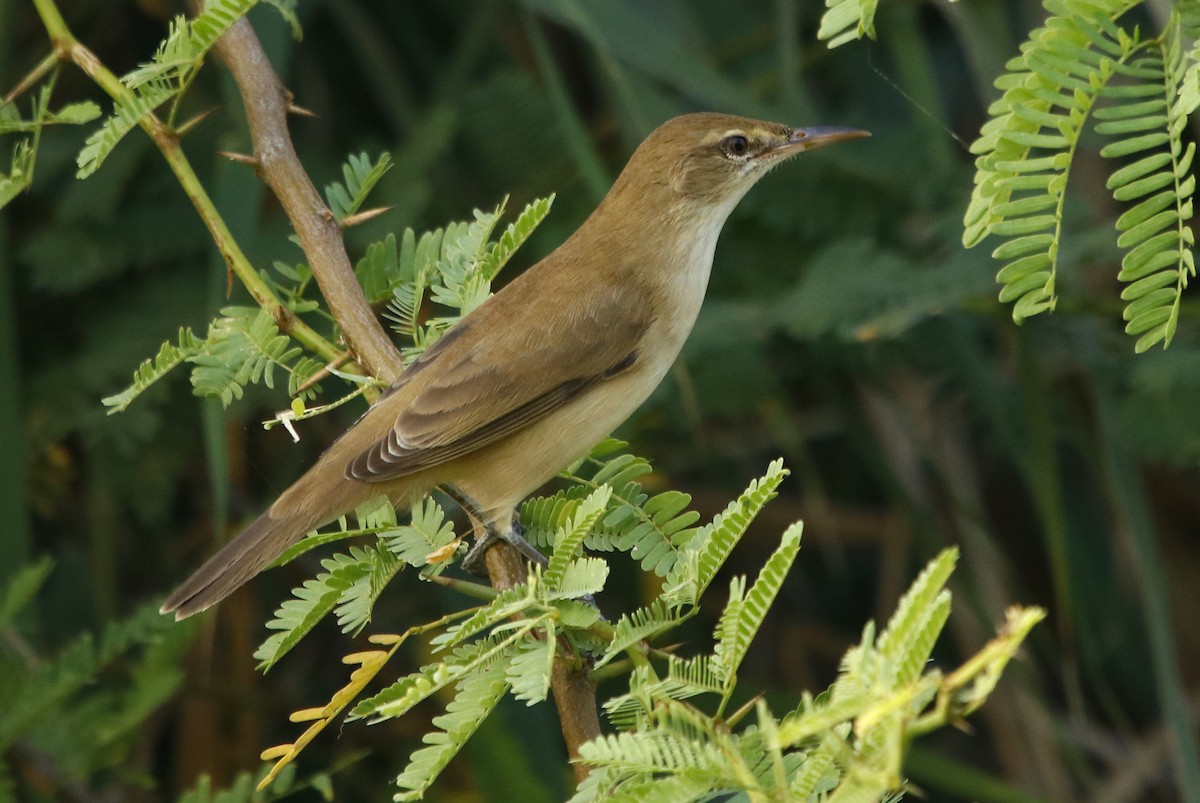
770,126 -> 871,157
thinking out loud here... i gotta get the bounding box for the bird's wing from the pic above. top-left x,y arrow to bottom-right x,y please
346,283 -> 650,481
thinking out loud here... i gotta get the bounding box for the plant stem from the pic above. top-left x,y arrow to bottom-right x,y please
28,0 -> 353,372
203,10 -> 405,383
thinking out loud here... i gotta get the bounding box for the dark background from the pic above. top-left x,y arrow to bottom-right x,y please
1,0 -> 1198,800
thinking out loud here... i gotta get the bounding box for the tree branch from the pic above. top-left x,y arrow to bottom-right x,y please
210,4 -> 601,777
483,534 -> 601,782
204,13 -> 405,384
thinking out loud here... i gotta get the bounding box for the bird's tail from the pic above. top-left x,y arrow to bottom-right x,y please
160,507 -> 317,620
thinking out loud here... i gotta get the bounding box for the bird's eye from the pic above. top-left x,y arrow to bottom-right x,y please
721,135 -> 750,159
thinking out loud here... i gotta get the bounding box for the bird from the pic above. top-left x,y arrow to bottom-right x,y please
161,112 -> 869,619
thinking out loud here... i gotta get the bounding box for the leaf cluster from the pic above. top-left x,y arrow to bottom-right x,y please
252,451 -> 1039,800
571,551 -> 1044,803
0,83 -> 100,208
818,0 -> 1198,352
0,561 -> 195,799
364,194 -> 554,358
77,0 -> 298,177
963,0 -> 1197,351
101,307 -> 319,413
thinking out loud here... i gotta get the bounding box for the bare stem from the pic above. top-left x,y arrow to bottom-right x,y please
204,13 -> 406,384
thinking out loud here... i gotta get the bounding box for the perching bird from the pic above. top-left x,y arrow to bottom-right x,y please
161,112 -> 868,619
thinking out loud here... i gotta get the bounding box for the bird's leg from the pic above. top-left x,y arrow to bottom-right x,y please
440,484 -> 548,575
461,517 -> 548,575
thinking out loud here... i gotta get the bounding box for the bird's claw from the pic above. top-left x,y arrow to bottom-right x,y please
461,520 -> 549,576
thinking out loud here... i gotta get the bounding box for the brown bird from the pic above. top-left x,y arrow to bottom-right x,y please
161,112 -> 868,619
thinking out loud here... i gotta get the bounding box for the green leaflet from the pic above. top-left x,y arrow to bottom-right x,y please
963,0 -> 1196,349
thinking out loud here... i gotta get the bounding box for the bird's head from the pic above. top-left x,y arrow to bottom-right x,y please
617,112 -> 869,210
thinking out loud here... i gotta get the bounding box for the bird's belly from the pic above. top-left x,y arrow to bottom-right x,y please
446,362 -> 667,524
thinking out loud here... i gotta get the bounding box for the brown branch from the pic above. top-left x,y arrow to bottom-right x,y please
205,6 -> 601,781
482,530 -> 601,783
203,13 -> 405,384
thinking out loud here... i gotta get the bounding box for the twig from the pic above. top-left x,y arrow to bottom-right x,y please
3,51 -> 59,106
201,10 -> 405,384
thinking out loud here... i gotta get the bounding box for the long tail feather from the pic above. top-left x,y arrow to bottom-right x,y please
161,509 -> 310,620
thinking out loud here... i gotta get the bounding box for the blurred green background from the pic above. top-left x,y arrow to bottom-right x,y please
2,0 -> 1198,800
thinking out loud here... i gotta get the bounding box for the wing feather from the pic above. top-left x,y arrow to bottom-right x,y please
346,284 -> 648,482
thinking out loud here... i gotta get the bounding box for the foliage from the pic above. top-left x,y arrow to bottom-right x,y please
7,0 -> 1195,800
824,0 -> 1199,352
570,558 -> 1043,802
0,84 -> 99,208
102,306 -> 317,412
79,0 -> 299,177
324,151 -> 393,222
962,0 -> 1198,350
372,194 -> 556,357
818,0 -> 883,48
251,450 -> 1037,799
0,562 -> 195,799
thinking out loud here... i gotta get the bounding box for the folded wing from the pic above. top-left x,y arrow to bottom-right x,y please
346,284 -> 649,482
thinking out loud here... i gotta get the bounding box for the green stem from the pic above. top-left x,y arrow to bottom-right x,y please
28,0 -> 349,369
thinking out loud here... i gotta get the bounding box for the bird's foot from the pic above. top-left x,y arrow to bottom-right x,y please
461,520 -> 549,576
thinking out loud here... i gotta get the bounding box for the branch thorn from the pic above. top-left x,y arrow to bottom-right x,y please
175,106 -> 219,137
340,206 -> 395,229
217,150 -> 259,166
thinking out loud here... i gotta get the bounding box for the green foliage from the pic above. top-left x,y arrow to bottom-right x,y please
663,459 -> 788,607
963,0 -> 1198,350
818,0 -> 881,48
544,485 -> 612,588
392,651 -> 511,801
104,307 -> 323,413
254,550 -> 373,670
711,523 -> 802,685
70,0 -> 301,179
0,84 -> 99,208
0,563 -> 195,795
0,94 -> 100,134
191,307 -> 303,404
101,327 -> 201,413
324,151 -> 394,221
505,630 -> 556,705
0,558 -> 53,628
521,442 -> 703,577
1100,24 -> 1196,351
383,496 -> 459,569
369,196 -> 555,357
480,193 -> 555,281
76,79 -> 176,177
568,550 -> 1044,802
334,543 -> 402,635
0,139 -> 35,209
256,447 -> 1036,800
